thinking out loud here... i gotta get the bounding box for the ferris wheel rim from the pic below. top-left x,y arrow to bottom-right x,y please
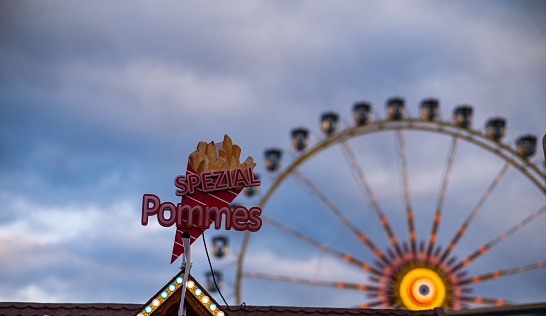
235,116 -> 545,306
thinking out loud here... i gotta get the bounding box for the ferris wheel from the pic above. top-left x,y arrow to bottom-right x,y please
207,97 -> 546,311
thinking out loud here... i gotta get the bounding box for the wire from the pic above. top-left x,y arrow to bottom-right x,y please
202,231 -> 246,311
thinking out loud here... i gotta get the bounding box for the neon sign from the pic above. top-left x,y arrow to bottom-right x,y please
141,167 -> 262,231
140,135 -> 262,263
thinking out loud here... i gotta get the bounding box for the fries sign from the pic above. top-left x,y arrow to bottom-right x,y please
141,135 -> 262,263
141,166 -> 262,230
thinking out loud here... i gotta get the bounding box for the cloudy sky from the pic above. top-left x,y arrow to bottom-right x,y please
1,0 -> 545,310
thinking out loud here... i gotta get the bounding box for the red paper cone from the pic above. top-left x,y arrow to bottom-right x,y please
171,163 -> 242,264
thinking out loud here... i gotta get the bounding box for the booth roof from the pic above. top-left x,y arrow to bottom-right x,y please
0,302 -> 446,316
0,302 -> 141,316
227,306 -> 446,316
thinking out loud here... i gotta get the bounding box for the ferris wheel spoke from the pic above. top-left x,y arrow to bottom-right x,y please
396,129 -> 415,258
293,169 -> 390,265
262,215 -> 383,275
459,295 -> 508,306
341,140 -> 403,258
355,300 -> 386,309
427,136 -> 459,260
439,161 -> 512,264
244,272 -> 379,292
458,260 -> 546,286
451,205 -> 546,273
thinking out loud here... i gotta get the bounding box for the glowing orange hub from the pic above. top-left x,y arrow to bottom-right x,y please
399,268 -> 446,310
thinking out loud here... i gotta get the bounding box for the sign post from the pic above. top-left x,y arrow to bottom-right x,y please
178,231 -> 191,316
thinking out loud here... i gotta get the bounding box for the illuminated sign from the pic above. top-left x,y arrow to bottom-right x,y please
141,135 -> 262,263
141,166 -> 262,231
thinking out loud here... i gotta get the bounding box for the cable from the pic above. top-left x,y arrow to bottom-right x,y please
202,231 -> 246,311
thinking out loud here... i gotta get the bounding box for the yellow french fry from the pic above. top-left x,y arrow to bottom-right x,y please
196,157 -> 209,174
197,141 -> 207,155
219,157 -> 229,170
206,142 -> 217,166
232,144 -> 241,161
210,157 -> 225,171
189,151 -> 204,171
241,156 -> 255,168
213,157 -> 229,170
229,156 -> 238,171
223,134 -> 233,158
210,161 -> 220,171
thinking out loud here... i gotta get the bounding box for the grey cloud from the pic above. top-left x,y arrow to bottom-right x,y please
0,0 -> 545,309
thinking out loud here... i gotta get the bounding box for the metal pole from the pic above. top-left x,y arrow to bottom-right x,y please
178,231 -> 191,316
